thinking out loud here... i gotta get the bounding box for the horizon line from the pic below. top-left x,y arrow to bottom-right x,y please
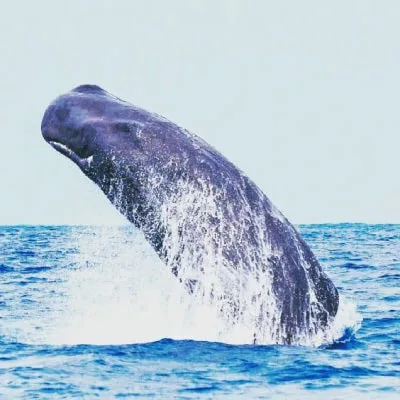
1,222 -> 399,227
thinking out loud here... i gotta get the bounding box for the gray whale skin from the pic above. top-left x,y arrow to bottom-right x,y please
41,84 -> 339,345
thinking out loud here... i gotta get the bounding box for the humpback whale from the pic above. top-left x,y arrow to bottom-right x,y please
41,84 -> 339,345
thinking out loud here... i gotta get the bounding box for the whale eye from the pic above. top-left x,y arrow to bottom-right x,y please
113,122 -> 142,149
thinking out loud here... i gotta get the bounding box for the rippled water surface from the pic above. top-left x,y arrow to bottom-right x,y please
0,224 -> 399,399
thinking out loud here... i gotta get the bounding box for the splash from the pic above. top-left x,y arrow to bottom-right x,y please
39,225 -> 360,347
156,176 -> 280,344
45,227 -> 227,345
152,174 -> 360,346
38,169 -> 361,346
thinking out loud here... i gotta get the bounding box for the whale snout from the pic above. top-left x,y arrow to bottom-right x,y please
41,103 -> 72,149
41,105 -> 56,141
41,99 -> 73,141
41,97 -> 98,170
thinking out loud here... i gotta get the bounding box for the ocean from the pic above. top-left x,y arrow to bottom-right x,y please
0,224 -> 399,399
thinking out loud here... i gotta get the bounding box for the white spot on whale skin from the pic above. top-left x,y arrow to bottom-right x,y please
87,155 -> 94,167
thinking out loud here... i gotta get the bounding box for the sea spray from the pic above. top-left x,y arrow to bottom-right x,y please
41,225 -> 360,347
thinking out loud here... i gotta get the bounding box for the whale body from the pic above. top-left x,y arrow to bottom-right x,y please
41,84 -> 339,345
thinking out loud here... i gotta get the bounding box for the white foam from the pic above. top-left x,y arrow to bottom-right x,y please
8,223 -> 361,347
38,187 -> 361,347
50,167 -> 360,347
42,227 -> 225,345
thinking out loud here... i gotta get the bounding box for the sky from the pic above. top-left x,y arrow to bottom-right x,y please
1,1 -> 399,224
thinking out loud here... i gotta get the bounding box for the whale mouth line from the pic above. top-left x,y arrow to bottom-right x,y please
49,140 -> 94,169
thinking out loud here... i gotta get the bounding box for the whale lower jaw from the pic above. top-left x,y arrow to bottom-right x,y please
49,141 -> 93,170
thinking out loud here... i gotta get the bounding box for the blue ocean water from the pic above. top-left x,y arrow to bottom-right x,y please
0,224 -> 399,399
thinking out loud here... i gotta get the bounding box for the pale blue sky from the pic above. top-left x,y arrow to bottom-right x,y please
1,1 -> 399,224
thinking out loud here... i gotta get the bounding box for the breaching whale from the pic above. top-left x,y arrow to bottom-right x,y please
41,84 -> 339,345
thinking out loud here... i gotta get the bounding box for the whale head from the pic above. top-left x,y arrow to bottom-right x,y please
41,84 -> 197,233
41,85 -> 164,229
41,84 -> 144,174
